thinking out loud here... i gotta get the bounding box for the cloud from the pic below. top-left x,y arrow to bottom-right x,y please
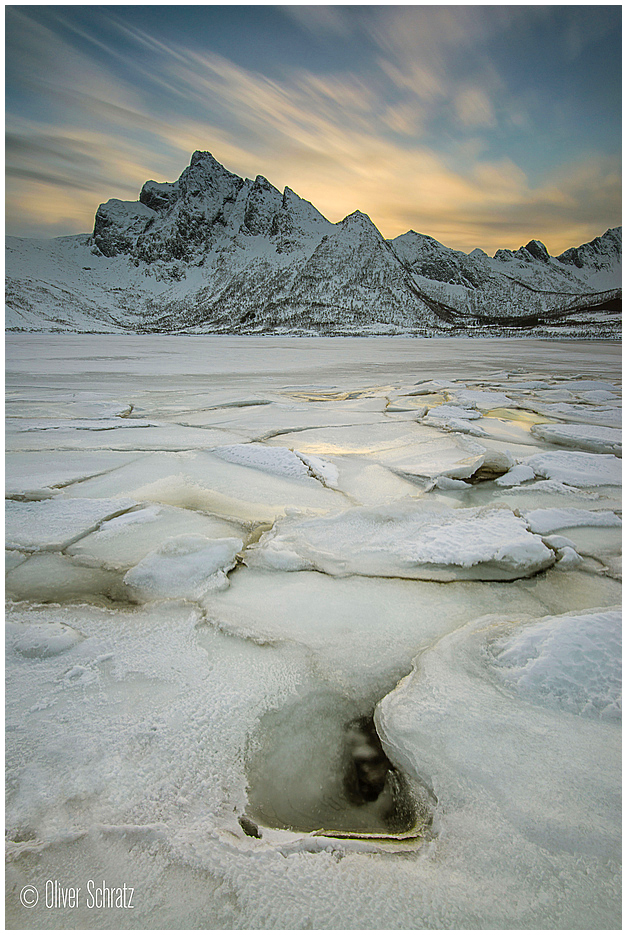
5,7 -> 620,255
281,5 -> 353,38
454,88 -> 496,128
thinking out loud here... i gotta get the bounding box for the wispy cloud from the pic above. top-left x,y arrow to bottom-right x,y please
5,6 -> 621,253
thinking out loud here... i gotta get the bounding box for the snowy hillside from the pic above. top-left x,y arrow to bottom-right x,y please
6,151 -> 621,336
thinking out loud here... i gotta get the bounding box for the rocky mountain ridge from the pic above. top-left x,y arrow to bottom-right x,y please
6,150 -> 621,336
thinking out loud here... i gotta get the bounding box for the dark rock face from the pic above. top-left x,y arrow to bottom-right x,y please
93,200 -> 156,258
6,149 -> 622,336
522,240 -> 550,262
557,226 -> 622,272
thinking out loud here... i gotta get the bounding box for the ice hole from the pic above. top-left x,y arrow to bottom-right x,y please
244,691 -> 431,839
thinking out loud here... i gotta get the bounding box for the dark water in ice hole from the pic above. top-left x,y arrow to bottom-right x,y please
244,690 -> 429,836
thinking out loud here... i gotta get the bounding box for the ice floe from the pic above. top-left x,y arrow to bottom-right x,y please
376,608 -> 621,925
5,450 -> 144,499
422,404 -> 488,435
489,608 -> 621,719
523,507 -> 621,535
57,450 -> 347,523
5,335 -> 622,930
524,401 -> 622,427
524,450 -> 622,486
6,621 -> 85,658
6,552 -> 129,604
5,497 -> 136,551
246,503 -> 555,580
448,388 -> 516,410
212,443 -> 338,486
124,535 -> 243,600
67,503 -> 244,570
265,421 -> 490,481
529,421 -> 621,454
495,464 -> 536,486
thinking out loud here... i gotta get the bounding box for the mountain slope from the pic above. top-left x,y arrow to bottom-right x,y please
6,151 -> 621,336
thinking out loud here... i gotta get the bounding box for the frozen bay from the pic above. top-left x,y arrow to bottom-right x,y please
5,334 -> 621,929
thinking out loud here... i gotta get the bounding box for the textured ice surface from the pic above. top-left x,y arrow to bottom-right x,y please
495,463 -> 536,486
124,535 -> 243,600
376,609 -> 621,926
246,503 -> 555,580
490,609 -> 621,718
449,388 -> 515,410
6,621 -> 85,658
422,403 -> 488,436
5,497 -> 136,551
212,442 -> 338,485
524,450 -> 622,486
524,507 -> 621,534
5,335 -> 622,930
67,503 -> 243,570
530,421 -> 621,454
423,404 -> 482,421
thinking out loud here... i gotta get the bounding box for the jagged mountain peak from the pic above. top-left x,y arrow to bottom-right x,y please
557,226 -> 622,271
393,230 -> 439,244
337,210 -> 383,237
522,239 -> 550,262
6,148 -> 621,337
391,230 -> 453,267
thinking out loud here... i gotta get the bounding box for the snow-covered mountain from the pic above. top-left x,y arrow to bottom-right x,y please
6,150 -> 621,336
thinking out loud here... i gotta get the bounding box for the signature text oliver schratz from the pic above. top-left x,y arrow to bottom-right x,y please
43,879 -> 135,909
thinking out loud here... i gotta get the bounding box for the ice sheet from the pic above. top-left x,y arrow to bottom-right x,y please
5,450 -> 144,498
266,422 -> 488,480
524,450 -> 622,486
448,388 -> 516,410
57,450 -> 348,523
6,422 -> 247,451
5,335 -> 622,930
495,464 -> 536,486
6,621 -> 85,658
67,503 -> 243,570
211,443 -> 338,485
490,609 -> 621,719
530,421 -> 621,454
6,552 -> 129,603
376,609 -> 621,926
246,503 -> 555,580
5,497 -> 136,551
524,507 -> 621,534
124,535 -> 243,600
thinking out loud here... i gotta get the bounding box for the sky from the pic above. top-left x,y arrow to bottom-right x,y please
5,4 -> 622,254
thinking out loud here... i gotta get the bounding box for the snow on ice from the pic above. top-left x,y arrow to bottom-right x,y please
5,335 -> 621,930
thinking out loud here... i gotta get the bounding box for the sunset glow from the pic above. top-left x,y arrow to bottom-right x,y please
6,5 -> 621,254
